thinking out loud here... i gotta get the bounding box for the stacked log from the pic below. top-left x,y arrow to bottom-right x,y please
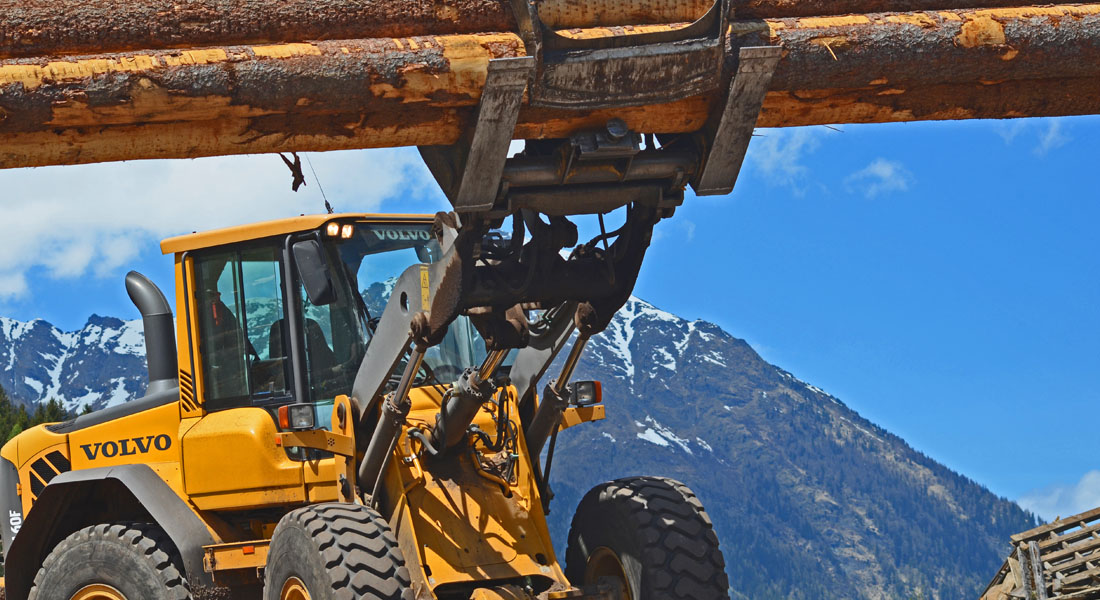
2,0 -> 1099,168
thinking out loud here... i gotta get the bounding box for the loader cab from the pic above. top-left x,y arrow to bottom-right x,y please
164,215 -> 488,430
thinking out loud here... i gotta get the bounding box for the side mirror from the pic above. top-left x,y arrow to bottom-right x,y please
567,381 -> 602,406
415,245 -> 434,263
292,240 -> 336,306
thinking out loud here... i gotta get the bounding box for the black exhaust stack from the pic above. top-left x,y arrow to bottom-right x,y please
125,271 -> 179,395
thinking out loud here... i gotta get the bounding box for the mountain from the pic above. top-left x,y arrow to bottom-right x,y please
0,315 -> 146,413
543,299 -> 1036,599
0,300 -> 1036,599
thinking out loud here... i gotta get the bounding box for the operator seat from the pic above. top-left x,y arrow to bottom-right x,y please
269,319 -> 338,390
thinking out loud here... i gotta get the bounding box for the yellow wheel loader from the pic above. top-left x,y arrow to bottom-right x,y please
0,2 -> 791,597
0,211 -> 726,600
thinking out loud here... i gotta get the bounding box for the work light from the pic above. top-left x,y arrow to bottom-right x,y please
278,403 -> 316,430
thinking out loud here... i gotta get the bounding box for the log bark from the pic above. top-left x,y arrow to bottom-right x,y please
2,4 -> 1100,168
0,0 -> 518,59
1,0 -> 1090,59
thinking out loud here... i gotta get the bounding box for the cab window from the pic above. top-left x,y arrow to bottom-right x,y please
194,245 -> 292,410
298,257 -> 369,404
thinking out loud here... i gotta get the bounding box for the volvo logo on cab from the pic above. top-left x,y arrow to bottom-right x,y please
80,434 -> 171,460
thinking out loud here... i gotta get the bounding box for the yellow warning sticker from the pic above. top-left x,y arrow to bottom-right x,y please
419,266 -> 431,311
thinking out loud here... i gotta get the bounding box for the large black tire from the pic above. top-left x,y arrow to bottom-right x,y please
262,503 -> 412,600
28,522 -> 191,600
565,477 -> 729,600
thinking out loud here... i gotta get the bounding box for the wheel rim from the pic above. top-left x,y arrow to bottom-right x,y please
280,577 -> 312,600
70,584 -> 127,600
585,546 -> 633,600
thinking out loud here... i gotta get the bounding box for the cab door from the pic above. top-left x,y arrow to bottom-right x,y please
180,243 -> 307,510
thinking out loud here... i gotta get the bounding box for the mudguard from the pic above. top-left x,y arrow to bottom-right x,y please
2,464 -> 216,600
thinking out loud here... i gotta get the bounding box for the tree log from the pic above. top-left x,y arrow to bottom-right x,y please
2,4 -> 1100,168
1,0 -> 1089,58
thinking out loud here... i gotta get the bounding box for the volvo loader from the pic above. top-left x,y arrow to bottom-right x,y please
0,207 -> 729,600
0,24 -> 762,590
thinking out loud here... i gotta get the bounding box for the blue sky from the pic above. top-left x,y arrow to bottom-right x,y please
0,115 -> 1097,520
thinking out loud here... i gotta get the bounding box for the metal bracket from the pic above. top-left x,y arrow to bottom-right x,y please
692,46 -> 783,196
419,56 -> 535,214
512,0 -> 730,109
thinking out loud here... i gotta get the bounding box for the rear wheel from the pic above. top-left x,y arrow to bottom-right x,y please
565,477 -> 729,600
263,503 -> 412,600
28,522 -> 191,600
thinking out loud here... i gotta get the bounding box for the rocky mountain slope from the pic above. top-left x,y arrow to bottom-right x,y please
542,299 -> 1036,598
0,300 -> 1035,598
0,316 -> 146,412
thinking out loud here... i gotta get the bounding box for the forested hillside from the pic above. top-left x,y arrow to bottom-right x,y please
0,383 -> 68,445
542,299 -> 1037,599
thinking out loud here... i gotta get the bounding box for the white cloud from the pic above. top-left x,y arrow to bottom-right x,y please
993,118 -> 1071,156
994,120 -> 1029,145
747,127 -> 825,194
845,158 -> 913,199
0,272 -> 27,299
1035,120 -> 1070,156
1019,470 -> 1100,522
653,218 -> 696,245
0,148 -> 440,300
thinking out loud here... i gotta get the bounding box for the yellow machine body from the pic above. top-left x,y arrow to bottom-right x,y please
0,214 -> 602,600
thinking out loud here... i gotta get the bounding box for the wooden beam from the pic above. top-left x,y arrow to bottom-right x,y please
1013,506 -> 1100,543
2,0 -> 1089,59
3,5 -> 1100,169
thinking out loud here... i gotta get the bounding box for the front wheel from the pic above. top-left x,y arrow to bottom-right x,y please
28,522 -> 191,600
263,503 -> 412,600
565,477 -> 729,600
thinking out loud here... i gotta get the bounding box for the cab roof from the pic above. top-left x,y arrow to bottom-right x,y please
160,213 -> 434,255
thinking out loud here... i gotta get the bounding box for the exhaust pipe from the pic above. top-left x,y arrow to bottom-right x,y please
125,271 -> 179,395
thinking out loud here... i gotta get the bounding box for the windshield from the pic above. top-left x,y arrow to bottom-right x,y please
302,221 -> 489,407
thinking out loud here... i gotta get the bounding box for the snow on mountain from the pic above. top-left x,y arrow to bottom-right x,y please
543,295 -> 1035,600
585,297 -> 734,390
0,315 -> 146,413
0,295 -> 858,442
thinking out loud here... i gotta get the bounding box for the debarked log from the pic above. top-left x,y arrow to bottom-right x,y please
2,5 -> 1100,168
1,0 -> 1090,59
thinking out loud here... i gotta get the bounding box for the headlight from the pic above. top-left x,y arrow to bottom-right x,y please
278,403 -> 316,430
568,381 -> 602,406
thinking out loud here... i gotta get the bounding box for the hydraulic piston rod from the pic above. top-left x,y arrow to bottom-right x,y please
431,349 -> 509,451
358,347 -> 425,501
525,334 -> 590,457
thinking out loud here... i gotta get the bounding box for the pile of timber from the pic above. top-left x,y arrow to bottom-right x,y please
982,506 -> 1100,600
4,0 -> 1100,168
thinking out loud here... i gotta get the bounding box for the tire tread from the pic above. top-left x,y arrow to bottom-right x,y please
28,522 -> 191,600
565,476 -> 729,600
264,503 -> 411,600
